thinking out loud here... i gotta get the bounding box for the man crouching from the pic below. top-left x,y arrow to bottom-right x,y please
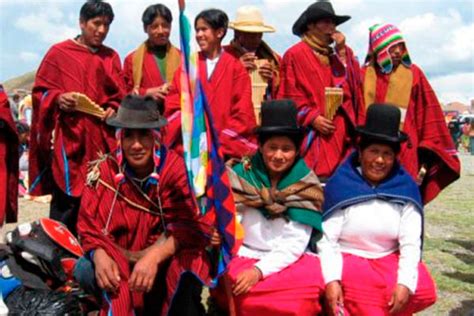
74,95 -> 210,315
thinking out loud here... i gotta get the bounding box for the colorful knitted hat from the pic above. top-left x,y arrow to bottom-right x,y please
365,23 -> 412,74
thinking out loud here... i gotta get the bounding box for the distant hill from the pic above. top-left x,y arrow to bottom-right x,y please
3,70 -> 36,93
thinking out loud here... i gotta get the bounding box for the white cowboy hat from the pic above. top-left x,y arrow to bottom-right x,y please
229,6 -> 275,33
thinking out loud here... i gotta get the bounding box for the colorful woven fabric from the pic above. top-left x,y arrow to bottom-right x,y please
366,23 -> 412,74
178,0 -> 243,279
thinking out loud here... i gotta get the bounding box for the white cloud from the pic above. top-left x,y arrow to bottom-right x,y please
19,51 -> 40,62
398,9 -> 474,73
431,72 -> 474,104
15,6 -> 77,44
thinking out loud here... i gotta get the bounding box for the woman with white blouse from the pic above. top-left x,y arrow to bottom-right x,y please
214,99 -> 325,315
318,103 -> 437,316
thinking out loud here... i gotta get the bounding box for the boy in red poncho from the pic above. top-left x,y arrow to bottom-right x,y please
123,4 -> 180,101
74,95 -> 210,315
164,9 -> 257,160
361,23 -> 460,204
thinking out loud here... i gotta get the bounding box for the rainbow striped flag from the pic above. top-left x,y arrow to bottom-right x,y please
178,0 -> 244,279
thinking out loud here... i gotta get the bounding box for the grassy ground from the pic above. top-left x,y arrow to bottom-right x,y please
418,153 -> 474,315
5,154 -> 474,315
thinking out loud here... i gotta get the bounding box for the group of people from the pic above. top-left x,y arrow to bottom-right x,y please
0,0 -> 462,315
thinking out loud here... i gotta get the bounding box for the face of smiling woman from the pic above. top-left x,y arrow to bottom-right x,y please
122,129 -> 155,178
260,135 -> 297,185
359,143 -> 396,186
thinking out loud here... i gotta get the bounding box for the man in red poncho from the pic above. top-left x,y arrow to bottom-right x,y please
74,95 -> 210,315
0,85 -> 19,226
361,23 -> 460,204
224,6 -> 281,100
278,1 -> 365,180
29,0 -> 125,234
164,9 -> 257,160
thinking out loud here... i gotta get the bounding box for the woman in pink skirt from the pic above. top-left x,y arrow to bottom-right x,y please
216,99 -> 326,315
318,103 -> 437,316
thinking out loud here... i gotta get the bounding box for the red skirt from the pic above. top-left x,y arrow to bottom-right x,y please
339,252 -> 437,316
215,253 -> 325,316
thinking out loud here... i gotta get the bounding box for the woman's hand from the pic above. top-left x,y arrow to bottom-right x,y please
93,248 -> 121,293
388,284 -> 410,314
325,281 -> 344,316
233,267 -> 262,296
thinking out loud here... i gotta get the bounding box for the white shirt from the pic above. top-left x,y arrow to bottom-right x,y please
317,199 -> 422,293
206,54 -> 220,80
237,205 -> 313,278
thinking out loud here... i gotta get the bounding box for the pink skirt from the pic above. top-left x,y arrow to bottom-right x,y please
214,253 -> 325,316
339,252 -> 437,316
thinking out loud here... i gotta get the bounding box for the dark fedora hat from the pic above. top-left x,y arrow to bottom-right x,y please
106,94 -> 167,129
356,103 -> 408,143
256,99 -> 303,137
292,1 -> 351,36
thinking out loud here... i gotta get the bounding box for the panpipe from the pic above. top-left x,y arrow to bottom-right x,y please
73,92 -> 105,119
325,87 -> 343,121
251,59 -> 269,125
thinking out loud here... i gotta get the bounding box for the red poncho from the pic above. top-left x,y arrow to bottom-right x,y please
0,87 -> 19,224
362,64 -> 460,203
278,41 -> 365,178
77,149 -> 210,315
123,43 -> 180,94
163,51 -> 257,159
29,39 -> 125,197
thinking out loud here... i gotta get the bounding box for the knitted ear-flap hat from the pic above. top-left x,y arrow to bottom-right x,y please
365,23 -> 412,74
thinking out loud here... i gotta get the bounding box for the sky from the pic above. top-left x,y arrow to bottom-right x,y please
0,0 -> 473,105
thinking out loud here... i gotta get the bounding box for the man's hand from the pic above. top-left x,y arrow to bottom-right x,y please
102,107 -> 116,121
129,248 -> 161,293
145,83 -> 170,101
331,31 -> 346,52
312,115 -> 336,135
209,227 -> 222,247
93,248 -> 121,293
388,284 -> 410,314
57,92 -> 78,112
325,281 -> 344,316
240,52 -> 257,72
258,61 -> 273,82
233,267 -> 262,296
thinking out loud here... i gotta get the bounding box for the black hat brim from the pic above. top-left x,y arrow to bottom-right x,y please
292,12 -> 351,36
355,127 -> 408,144
106,115 -> 168,129
255,126 -> 304,135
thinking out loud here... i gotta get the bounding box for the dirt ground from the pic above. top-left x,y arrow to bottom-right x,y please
5,154 -> 474,315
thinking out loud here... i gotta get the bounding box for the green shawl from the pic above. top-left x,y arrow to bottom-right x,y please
228,153 -> 323,239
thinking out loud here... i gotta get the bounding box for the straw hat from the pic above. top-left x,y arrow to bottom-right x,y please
229,6 -> 275,33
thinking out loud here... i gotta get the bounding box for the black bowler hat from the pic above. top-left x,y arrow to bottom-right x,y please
106,94 -> 167,129
292,0 -> 351,36
356,103 -> 408,143
256,99 -> 303,137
